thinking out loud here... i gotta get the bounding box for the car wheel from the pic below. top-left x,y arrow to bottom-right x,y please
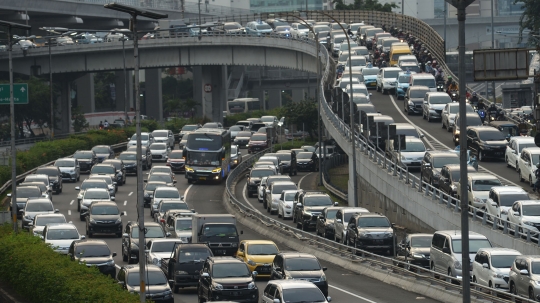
478,151 -> 484,162
530,175 -> 534,187
87,231 -> 93,238
510,282 -> 517,296
122,248 -> 128,262
442,120 -> 446,129
127,250 -> 133,264
173,283 -> 179,294
77,202 -> 80,212
530,287 -> 536,300
518,169 -> 524,182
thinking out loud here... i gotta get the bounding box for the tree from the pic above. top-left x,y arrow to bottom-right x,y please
332,0 -> 398,12
71,106 -> 89,132
515,0 -> 540,47
94,72 -> 116,111
279,98 -> 318,140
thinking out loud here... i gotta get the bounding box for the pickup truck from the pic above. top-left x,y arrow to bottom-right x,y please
160,243 -> 213,293
191,214 -> 241,256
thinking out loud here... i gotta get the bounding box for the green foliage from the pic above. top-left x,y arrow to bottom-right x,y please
141,119 -> 159,132
272,140 -> 317,152
515,0 -> 540,47
71,106 -> 89,132
278,99 -> 318,140
162,76 -> 198,118
0,224 -> 139,303
164,117 -> 200,133
124,126 -> 149,139
223,108 -> 282,127
332,0 -> 398,12
94,72 -> 117,111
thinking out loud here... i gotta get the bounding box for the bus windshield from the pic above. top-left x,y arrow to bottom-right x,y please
228,101 -> 245,113
186,152 -> 221,167
186,133 -> 222,151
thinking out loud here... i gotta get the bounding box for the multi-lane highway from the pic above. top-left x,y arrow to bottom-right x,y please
49,152 -> 440,303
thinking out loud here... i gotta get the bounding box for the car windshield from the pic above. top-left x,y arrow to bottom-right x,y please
150,144 -> 167,150
411,236 -> 432,247
84,190 -> 109,199
472,179 -> 502,191
304,196 -> 332,206
149,175 -> 173,183
479,131 -> 505,141
152,131 -> 168,137
119,153 -> 136,160
275,154 -> 291,161
326,209 -> 338,219
398,74 -> 411,83
384,70 -> 399,79
231,146 -> 238,155
91,166 -> 114,174
212,263 -> 250,278
155,189 -> 180,198
93,147 -> 110,154
430,96 -> 451,104
499,193 -> 529,207
362,68 -> 378,76
229,126 -> 243,132
47,229 -> 79,240
75,245 -> 110,257
357,217 -> 391,227
170,152 -> 184,160
128,271 -> 167,286
202,224 -> 237,237
519,143 -> 537,153
35,216 -> 65,226
282,288 -> 326,302
182,125 -> 198,131
400,142 -> 425,152
132,226 -> 164,238
491,255 -> 518,268
91,206 -> 119,215
55,160 -> 74,167
161,203 -> 187,212
178,248 -> 212,263
74,152 -> 93,159
152,241 -> 180,253
247,244 -> 279,255
272,184 -> 297,194
451,239 -> 491,254
339,54 -> 349,62
522,204 -> 540,216
285,258 -> 321,271
284,192 -> 296,201
415,79 -> 436,87
448,106 -> 460,114
145,183 -> 165,191
131,134 -> 149,141
250,170 -> 276,177
409,90 -> 428,98
37,168 -> 59,176
532,262 -> 540,274
432,157 -> 459,168
17,187 -> 42,198
256,24 -> 271,30
298,152 -> 313,159
26,202 -> 53,212
224,23 -> 241,30
350,58 -> 366,66
175,219 -> 192,231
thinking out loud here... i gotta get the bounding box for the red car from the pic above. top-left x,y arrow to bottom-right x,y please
166,150 -> 185,173
247,134 -> 269,154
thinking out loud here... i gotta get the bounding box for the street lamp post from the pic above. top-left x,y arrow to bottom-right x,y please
103,4 -> 167,303
0,20 -> 32,233
312,11 -> 357,207
121,35 -> 129,123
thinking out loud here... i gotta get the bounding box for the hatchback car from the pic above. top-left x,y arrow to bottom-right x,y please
236,240 -> 279,277
151,129 -> 174,149
506,137 -> 536,170
456,173 -> 502,210
261,280 -> 331,303
248,133 -> 269,154
29,213 -> 67,236
117,264 -> 174,302
42,223 -> 85,254
506,200 -> 540,235
69,239 -> 117,277
395,233 -> 432,270
422,92 -> 452,122
264,181 -> 297,215
404,85 -> 430,115
151,187 -> 181,217
54,158 -> 80,182
518,147 -> 540,186
421,151 -> 460,188
467,126 -> 507,161
297,152 -> 319,172
315,206 -> 342,239
84,201 -> 124,237
508,255 -> 540,299
472,247 -> 521,292
485,186 -> 530,221
270,252 -> 328,296
278,189 -> 298,219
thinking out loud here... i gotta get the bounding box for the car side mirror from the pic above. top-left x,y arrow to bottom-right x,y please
173,180 -> 177,184
442,247 -> 451,254
327,296 -> 332,302
27,222 -> 33,227
18,209 -> 23,214
482,263 -> 489,269
334,202 -> 339,206
7,194 -> 11,197
121,211 -> 126,216
113,252 -> 117,257
273,299 -> 280,303
202,272 -> 210,277
111,197 -> 115,201
238,152 -> 242,155
122,233 -> 128,237
81,235 -> 86,239
143,179 -> 148,183
322,267 -> 327,271
54,209 -> 59,213
237,251 -> 244,257
423,101 -> 427,104
75,187 -> 80,190
252,271 -> 258,277
166,232 -> 171,237
336,219 -> 342,223
520,269 -> 529,275
514,211 -> 520,216
245,174 -> 249,178
490,202 -> 497,207
118,281 -> 125,285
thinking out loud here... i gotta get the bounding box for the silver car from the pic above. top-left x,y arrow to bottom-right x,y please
146,239 -> 184,267
79,188 -> 114,220
29,213 -> 67,236
509,255 -> 540,298
42,223 -> 84,254
21,198 -> 59,229
54,158 -> 80,182
152,129 -> 175,149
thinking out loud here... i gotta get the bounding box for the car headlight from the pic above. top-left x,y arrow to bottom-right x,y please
473,197 -> 484,204
162,290 -> 173,298
212,167 -> 222,173
493,273 -> 505,279
359,232 -> 372,238
213,283 -> 223,290
115,218 -> 122,224
454,261 -> 462,269
523,221 -> 534,226
69,169 -> 75,173
320,274 -> 327,281
247,282 -> 256,289
185,166 -> 194,172
106,259 -> 115,266
285,204 -> 292,209
535,280 -> 540,285
384,232 -> 393,238
89,218 -> 96,224
247,259 -> 256,266
413,253 -> 425,259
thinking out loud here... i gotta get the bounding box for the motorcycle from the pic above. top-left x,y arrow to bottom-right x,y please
449,90 -> 459,102
436,81 -> 445,92
477,108 -> 486,123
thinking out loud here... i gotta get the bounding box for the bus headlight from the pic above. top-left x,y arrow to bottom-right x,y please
185,166 -> 194,172
212,168 -> 222,173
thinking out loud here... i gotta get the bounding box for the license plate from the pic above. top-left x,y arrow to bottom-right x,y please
369,82 -> 376,86
214,249 -> 227,255
259,267 -> 270,272
199,177 -> 206,180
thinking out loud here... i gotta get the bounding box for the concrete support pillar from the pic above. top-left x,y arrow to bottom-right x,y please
144,68 -> 163,121
292,89 -> 305,103
268,89 -> 281,109
348,160 -> 356,207
57,80 -> 72,135
253,89 -> 266,110
115,70 -> 133,112
195,65 -> 227,123
193,66 -> 203,118
75,73 -> 95,113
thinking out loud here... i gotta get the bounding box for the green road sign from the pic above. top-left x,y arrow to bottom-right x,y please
0,83 -> 29,104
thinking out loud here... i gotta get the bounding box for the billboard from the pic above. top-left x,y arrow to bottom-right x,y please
473,48 -> 530,81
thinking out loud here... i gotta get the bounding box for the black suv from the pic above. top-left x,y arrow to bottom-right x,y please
35,166 -> 63,194
293,191 -> 338,231
161,243 -> 213,292
83,201 -> 124,238
246,167 -> 277,198
345,213 -> 395,255
296,152 -> 319,172
316,206 -> 342,239
197,256 -> 259,303
121,221 -> 170,264
68,239 -> 116,277
270,252 -> 328,296
420,150 -> 459,188
117,264 -> 174,303
73,150 -> 97,173
438,164 -> 477,198
103,159 -> 126,185
275,150 -> 298,175
466,126 -> 507,161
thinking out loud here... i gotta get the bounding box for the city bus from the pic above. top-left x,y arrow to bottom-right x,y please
227,98 -> 261,114
183,128 -> 231,184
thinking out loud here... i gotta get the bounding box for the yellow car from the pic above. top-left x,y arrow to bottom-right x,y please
236,240 -> 279,277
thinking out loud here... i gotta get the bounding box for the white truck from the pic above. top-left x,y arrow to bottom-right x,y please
191,214 -> 241,256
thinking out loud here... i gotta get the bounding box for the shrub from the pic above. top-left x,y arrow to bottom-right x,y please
272,140 -> 317,152
0,224 -> 139,303
124,126 -> 149,139
141,119 -> 159,132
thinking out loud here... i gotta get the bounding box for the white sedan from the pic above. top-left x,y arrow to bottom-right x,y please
278,190 -> 297,219
149,143 -> 171,162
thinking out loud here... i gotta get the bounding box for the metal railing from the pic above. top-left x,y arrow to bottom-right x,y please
322,154 -> 348,201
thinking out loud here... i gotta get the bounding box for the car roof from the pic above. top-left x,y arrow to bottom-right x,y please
341,207 -> 369,213
90,201 -> 117,207
522,147 -> 540,154
209,256 -> 245,264
280,252 -> 317,259
516,200 -> 540,206
391,123 -> 415,129
409,85 -> 430,91
427,150 -> 458,157
85,188 -> 109,192
442,164 -> 475,171
47,223 -> 77,230
271,181 -> 296,186
509,136 -> 535,142
490,186 -> 526,194
426,92 -> 449,97
435,230 -> 486,239
241,240 -> 276,245
269,280 -> 320,289
75,239 -> 108,246
468,173 -> 499,180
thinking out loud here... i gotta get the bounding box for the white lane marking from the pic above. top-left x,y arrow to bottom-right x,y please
298,172 -> 313,189
183,184 -> 193,203
70,200 -> 74,205
124,211 -> 127,216
242,182 -> 261,213
115,264 -> 121,269
388,95 -> 519,187
328,285 -> 377,303
68,210 -> 71,216
123,200 -> 127,206
128,192 -> 133,196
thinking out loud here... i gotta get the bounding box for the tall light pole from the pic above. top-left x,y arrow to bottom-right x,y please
198,0 -> 202,41
121,35 -> 129,123
490,0 -> 496,102
312,11 -> 357,207
0,20 -> 32,233
103,4 -> 167,303
445,1 -> 474,303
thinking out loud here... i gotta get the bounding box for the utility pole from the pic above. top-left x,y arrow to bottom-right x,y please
491,0 -> 496,103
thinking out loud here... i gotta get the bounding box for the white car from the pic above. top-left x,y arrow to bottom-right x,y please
42,223 -> 84,254
54,158 -> 80,182
472,247 -> 521,292
21,198 -> 59,229
422,92 -> 452,122
389,137 -> 426,169
79,188 -> 113,219
151,129 -> 175,149
336,77 -> 360,90
506,137 -> 536,170
337,51 -> 350,66
457,173 -> 502,209
149,143 -> 170,162
88,174 -> 116,197
506,200 -> 540,235
29,213 -> 68,236
264,181 -> 297,214
257,177 -> 269,203
344,83 -> 371,103
344,55 -> 367,71
278,190 -> 297,219
128,132 -> 153,147
151,187 -> 181,217
376,67 -> 401,95
441,103 -> 474,131
146,239 -> 184,267
290,22 -> 309,38
333,207 -> 369,243
485,186 -> 530,221
517,147 -> 540,186
260,116 -> 278,128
